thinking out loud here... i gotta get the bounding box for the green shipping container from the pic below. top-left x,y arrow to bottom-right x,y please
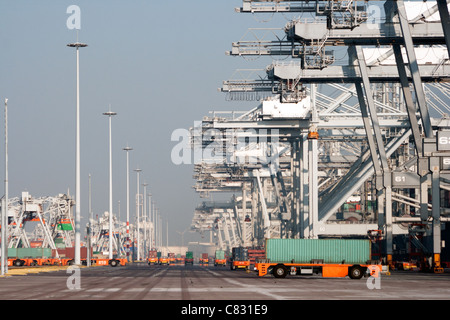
185,251 -> 193,259
215,250 -> 225,260
57,223 -> 73,231
8,248 -> 53,258
265,239 -> 371,265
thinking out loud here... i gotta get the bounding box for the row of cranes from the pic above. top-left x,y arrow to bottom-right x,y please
1,191 -> 161,260
190,0 -> 450,272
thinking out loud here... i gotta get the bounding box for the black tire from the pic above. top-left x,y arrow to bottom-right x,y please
13,259 -> 22,267
273,265 -> 288,278
349,265 -> 364,279
110,259 -> 119,267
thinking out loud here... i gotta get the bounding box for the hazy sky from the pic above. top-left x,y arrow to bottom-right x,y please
0,1 -> 298,245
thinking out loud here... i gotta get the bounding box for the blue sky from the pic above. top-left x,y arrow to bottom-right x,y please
0,1 -> 295,245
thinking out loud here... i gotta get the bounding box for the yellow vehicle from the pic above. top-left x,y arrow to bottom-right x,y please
159,257 -> 169,265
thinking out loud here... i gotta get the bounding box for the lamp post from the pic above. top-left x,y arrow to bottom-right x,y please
148,193 -> 152,250
103,109 -> 116,260
2,98 -> 9,275
123,146 -> 133,262
176,228 -> 187,258
87,173 -> 92,267
67,41 -> 87,265
134,168 -> 142,260
142,182 -> 148,257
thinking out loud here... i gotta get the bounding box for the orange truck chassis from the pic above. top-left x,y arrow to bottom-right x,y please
255,262 -> 381,279
8,258 -> 60,267
8,258 -> 127,267
231,260 -> 250,270
214,259 -> 227,266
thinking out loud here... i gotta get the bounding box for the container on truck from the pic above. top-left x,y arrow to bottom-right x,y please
231,247 -> 250,270
7,248 -> 54,267
214,250 -> 226,266
7,247 -> 126,267
200,253 -> 209,264
185,251 -> 194,265
255,239 -> 381,279
148,250 -> 158,265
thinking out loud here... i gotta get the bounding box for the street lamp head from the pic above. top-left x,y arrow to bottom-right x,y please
123,146 -> 133,151
134,168 -> 142,173
67,42 -> 88,48
103,111 -> 117,116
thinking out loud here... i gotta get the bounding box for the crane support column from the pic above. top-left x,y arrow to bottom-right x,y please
437,0 -> 450,53
431,156 -> 444,273
352,44 -> 393,264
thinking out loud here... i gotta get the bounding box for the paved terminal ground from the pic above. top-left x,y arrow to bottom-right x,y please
0,263 -> 449,301
0,263 -> 447,319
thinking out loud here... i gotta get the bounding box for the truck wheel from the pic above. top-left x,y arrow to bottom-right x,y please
109,259 -> 119,267
13,259 -> 22,267
349,265 -> 364,279
273,265 -> 287,278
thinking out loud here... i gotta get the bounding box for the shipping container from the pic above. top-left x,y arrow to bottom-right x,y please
200,253 -> 209,264
215,250 -> 225,260
148,250 -> 158,265
57,247 -> 92,260
232,247 -> 248,261
265,239 -> 371,265
231,247 -> 250,270
185,251 -> 194,265
255,239 -> 381,279
7,248 -> 56,267
8,248 -> 53,259
214,250 -> 226,266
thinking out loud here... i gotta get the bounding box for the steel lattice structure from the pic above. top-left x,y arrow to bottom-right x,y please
190,0 -> 450,272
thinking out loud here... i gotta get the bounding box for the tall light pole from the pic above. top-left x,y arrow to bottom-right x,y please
87,173 -> 92,267
123,145 -> 133,262
67,41 -> 87,265
176,228 -> 187,257
103,108 -> 116,260
2,98 -> 9,275
142,182 -> 148,257
152,200 -> 156,249
134,168 -> 142,260
148,193 -> 152,250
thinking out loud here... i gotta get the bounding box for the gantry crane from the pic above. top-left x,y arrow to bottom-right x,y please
190,0 -> 450,273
